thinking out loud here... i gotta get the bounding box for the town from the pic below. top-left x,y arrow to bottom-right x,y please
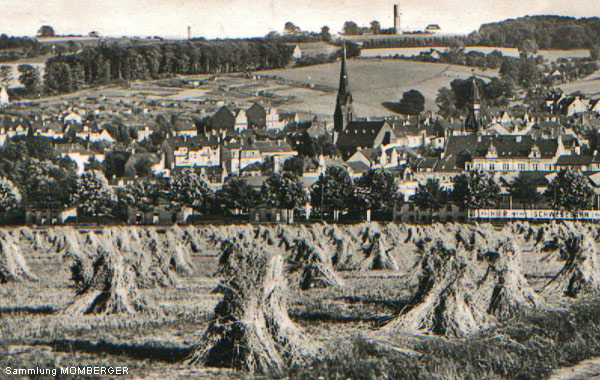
1,22 -> 600,225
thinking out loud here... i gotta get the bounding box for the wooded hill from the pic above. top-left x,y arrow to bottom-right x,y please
43,39 -> 293,94
470,16 -> 600,49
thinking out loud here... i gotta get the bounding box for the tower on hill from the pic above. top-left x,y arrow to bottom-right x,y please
394,4 -> 402,35
333,43 -> 356,136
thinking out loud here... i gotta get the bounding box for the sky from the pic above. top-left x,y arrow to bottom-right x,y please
1,0 -> 599,39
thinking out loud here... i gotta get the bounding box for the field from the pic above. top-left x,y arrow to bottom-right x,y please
361,46 -> 592,61
556,70 -> 600,97
3,223 -> 600,379
260,59 -> 498,116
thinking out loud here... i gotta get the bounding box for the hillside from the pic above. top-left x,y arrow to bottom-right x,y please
260,58 -> 497,116
472,15 -> 600,49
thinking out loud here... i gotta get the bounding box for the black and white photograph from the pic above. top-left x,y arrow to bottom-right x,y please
2,0 -> 600,378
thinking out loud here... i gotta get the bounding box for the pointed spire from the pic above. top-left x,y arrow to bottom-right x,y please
464,70 -> 482,133
338,41 -> 351,104
471,70 -> 481,104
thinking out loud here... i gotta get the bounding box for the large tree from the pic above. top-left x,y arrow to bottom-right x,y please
261,172 -> 306,210
164,168 -> 212,211
413,178 -> 448,217
451,171 -> 500,209
370,20 -> 381,35
545,169 -> 594,214
0,177 -> 21,213
509,173 -> 541,208
17,64 -> 41,93
398,89 -> 425,115
0,65 -> 12,88
119,179 -> 158,214
70,170 -> 116,216
218,177 -> 260,214
37,25 -> 56,37
311,166 -> 355,220
355,169 -> 398,213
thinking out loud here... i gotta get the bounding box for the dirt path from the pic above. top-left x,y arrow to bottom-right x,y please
547,357 -> 600,380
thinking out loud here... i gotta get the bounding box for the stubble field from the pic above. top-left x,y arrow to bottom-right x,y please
2,222 -> 600,379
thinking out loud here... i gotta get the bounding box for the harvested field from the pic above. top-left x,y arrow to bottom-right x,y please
260,59 -> 497,115
2,222 -> 600,379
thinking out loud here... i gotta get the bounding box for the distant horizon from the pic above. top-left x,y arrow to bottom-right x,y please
2,0 -> 599,40
4,13 -> 597,41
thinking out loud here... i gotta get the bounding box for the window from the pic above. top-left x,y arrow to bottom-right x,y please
382,131 -> 391,145
503,163 -> 509,171
490,163 -> 495,171
518,163 -> 525,171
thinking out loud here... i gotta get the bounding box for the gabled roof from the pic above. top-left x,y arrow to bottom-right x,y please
167,136 -> 219,150
471,136 -> 557,159
336,120 -> 388,149
555,155 -> 593,166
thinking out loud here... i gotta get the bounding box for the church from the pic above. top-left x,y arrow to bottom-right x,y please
333,45 -> 396,159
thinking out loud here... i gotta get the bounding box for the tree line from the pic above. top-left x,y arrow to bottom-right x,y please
471,16 -> 600,49
42,39 -> 293,94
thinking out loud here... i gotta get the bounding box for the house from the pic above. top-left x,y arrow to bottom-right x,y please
56,144 -> 106,174
565,96 -> 588,117
135,125 -> 154,142
234,109 -> 249,132
31,122 -> 64,140
292,45 -> 302,60
124,152 -> 168,177
25,204 -> 78,225
63,112 -> 84,124
393,123 -> 426,148
394,202 -> 465,223
0,124 -> 28,145
246,103 -> 267,129
590,99 -> 600,115
211,106 -> 236,133
346,146 -> 405,171
452,135 -> 567,172
127,198 -> 174,225
0,87 -> 9,106
249,206 -> 296,223
266,108 -> 286,130
335,120 -> 396,159
73,124 -> 116,143
168,136 -> 221,168
174,124 -> 198,138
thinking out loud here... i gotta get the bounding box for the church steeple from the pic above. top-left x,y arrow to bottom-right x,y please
464,72 -> 482,133
334,43 -> 356,134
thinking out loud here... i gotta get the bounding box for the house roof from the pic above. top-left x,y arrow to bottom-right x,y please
167,136 -> 219,150
471,135 -> 558,159
336,120 -> 387,149
347,161 -> 371,174
555,154 -> 593,166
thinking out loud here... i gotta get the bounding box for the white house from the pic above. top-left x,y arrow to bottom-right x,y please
566,96 -> 588,117
234,110 -> 249,132
56,144 -> 105,175
0,87 -> 9,106
171,138 -> 221,168
63,112 -> 83,124
75,125 -> 116,143
292,45 -> 302,60
266,108 -> 286,130
136,125 -> 154,142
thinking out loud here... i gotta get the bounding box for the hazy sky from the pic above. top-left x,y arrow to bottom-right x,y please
2,0 -> 599,39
